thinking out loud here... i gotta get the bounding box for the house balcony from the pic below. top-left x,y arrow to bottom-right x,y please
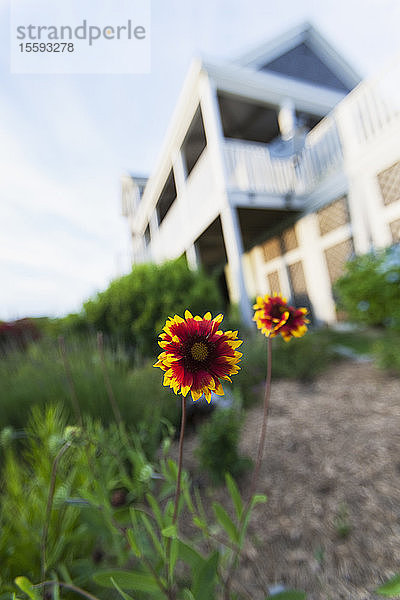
221,52 -> 400,207
222,113 -> 343,204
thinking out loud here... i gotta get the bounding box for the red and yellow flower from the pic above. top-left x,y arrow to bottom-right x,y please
253,293 -> 309,341
154,311 -> 242,403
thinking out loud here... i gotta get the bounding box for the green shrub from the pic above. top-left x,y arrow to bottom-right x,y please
373,331 -> 400,374
73,257 -> 223,358
196,408 -> 251,484
334,245 -> 400,329
0,406 -> 154,594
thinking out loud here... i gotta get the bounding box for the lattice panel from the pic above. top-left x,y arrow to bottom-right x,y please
317,197 -> 350,236
390,218 -> 400,243
282,226 -> 298,252
262,237 -> 281,262
324,238 -> 354,283
288,261 -> 307,295
267,270 -> 281,294
378,161 -> 400,206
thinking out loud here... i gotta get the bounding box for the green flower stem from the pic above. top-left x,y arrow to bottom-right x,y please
223,335 -> 273,600
248,334 -> 273,499
40,441 -> 72,593
58,336 -> 83,427
97,331 -> 122,425
172,395 -> 187,526
166,395 -> 187,598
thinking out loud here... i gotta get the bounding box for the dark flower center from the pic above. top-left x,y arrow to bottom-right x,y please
269,304 -> 287,319
190,341 -> 209,361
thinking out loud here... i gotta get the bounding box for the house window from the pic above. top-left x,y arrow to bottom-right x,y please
181,105 -> 207,177
156,169 -> 177,224
317,197 -> 349,236
378,161 -> 400,206
324,238 -> 354,283
267,270 -> 281,294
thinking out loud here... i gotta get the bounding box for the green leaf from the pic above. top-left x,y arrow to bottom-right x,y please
167,459 -> 178,480
169,538 -> 179,578
194,486 -> 208,525
267,591 -> 306,600
177,540 -> 205,570
193,516 -> 207,532
225,473 -> 243,520
212,502 -> 239,544
163,499 -> 174,523
129,507 -> 139,528
58,563 -> 73,584
139,512 -> 165,558
240,493 -> 268,545
111,578 -> 136,600
183,589 -> 196,600
126,528 -> 142,558
376,573 -> 400,596
251,494 -> 268,507
183,484 -> 195,513
93,570 -> 162,592
145,492 -> 164,528
14,578 -> 41,600
49,572 -> 60,600
192,551 -> 219,600
161,524 -> 177,538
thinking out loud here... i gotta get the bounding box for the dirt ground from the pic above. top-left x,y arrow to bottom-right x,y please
175,359 -> 400,600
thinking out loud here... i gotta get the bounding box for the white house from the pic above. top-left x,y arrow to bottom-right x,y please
122,22 -> 400,326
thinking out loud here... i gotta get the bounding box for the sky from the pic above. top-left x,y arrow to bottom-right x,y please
1,0 -> 400,320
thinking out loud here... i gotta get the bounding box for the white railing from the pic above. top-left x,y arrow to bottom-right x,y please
222,53 -> 400,197
295,116 -> 343,193
223,116 -> 342,196
224,139 -> 296,195
336,52 -> 400,149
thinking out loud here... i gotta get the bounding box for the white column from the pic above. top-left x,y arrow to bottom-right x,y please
220,204 -> 253,327
199,74 -> 253,327
186,243 -> 199,270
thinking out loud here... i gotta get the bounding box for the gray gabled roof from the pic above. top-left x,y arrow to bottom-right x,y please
234,22 -> 361,92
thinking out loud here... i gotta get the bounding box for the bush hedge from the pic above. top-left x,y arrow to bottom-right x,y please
59,257 -> 223,358
334,245 -> 400,329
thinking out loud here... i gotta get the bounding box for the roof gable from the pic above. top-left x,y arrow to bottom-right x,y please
235,22 -> 361,92
260,42 -> 349,92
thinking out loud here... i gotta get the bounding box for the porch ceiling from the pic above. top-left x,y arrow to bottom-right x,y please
218,92 -> 279,144
237,207 -> 300,252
